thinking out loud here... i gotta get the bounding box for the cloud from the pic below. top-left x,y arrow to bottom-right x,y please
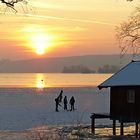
70,26 -> 85,32
47,26 -> 86,32
25,13 -> 116,26
1,12 -> 116,26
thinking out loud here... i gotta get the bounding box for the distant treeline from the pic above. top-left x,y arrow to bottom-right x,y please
62,64 -> 120,73
62,65 -> 95,73
97,64 -> 120,73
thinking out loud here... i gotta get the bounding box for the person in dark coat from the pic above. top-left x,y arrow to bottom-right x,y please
69,96 -> 75,111
63,96 -> 68,110
55,97 -> 60,112
58,90 -> 63,103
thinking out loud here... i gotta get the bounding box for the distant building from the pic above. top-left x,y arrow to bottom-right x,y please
98,60 -> 140,137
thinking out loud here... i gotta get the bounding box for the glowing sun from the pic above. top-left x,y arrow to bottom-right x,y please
22,25 -> 57,56
36,47 -> 45,55
29,33 -> 53,55
32,34 -> 47,55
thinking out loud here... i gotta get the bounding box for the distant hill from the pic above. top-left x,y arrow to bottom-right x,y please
0,54 -> 137,73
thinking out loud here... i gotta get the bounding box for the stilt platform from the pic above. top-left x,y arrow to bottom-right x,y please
90,113 -> 139,138
90,113 -> 116,135
91,113 -> 110,119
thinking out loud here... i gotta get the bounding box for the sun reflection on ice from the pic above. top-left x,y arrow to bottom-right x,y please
37,79 -> 44,88
36,74 -> 46,93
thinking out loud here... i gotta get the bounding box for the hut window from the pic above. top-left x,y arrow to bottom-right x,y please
127,90 -> 135,103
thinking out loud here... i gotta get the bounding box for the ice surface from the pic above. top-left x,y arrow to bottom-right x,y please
0,87 -> 110,130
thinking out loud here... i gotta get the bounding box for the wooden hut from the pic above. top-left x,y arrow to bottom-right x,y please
92,60 -> 140,137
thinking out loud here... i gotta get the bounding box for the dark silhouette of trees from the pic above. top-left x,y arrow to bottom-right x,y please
97,64 -> 120,73
0,0 -> 28,12
62,65 -> 95,73
116,7 -> 140,58
0,0 -> 136,14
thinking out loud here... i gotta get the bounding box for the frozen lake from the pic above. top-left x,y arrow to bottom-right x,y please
0,73 -> 111,130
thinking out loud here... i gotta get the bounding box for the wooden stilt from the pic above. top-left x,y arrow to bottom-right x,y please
135,122 -> 138,138
91,117 -> 95,135
120,122 -> 124,136
90,113 -> 110,135
113,120 -> 116,135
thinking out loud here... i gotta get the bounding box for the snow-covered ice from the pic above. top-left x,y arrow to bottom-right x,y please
0,87 -> 110,130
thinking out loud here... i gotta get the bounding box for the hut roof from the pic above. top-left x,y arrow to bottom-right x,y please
98,61 -> 140,89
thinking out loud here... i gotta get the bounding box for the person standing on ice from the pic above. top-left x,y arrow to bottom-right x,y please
55,97 -> 61,112
58,90 -> 63,103
63,96 -> 68,110
69,96 -> 75,111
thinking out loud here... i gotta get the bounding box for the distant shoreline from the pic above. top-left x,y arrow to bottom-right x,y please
0,54 -> 126,73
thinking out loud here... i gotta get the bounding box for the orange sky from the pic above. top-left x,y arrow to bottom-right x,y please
0,0 -> 139,60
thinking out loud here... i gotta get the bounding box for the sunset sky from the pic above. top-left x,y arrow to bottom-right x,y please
0,0 -> 139,60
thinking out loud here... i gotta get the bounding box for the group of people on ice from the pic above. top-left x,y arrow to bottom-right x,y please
55,90 -> 75,112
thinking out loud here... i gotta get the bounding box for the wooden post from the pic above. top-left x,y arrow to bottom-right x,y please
113,120 -> 116,135
91,116 -> 95,135
135,122 -> 138,138
120,122 -> 124,136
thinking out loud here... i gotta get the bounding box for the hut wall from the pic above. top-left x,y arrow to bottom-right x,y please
110,86 -> 140,122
